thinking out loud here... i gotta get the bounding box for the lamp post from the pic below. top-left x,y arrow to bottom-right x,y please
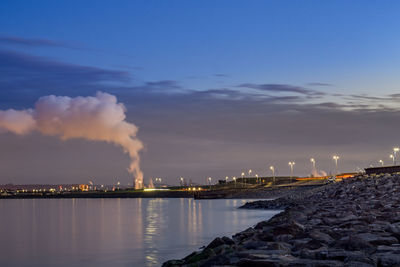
233,176 -> 236,188
180,177 -> 184,187
379,160 -> 384,166
270,166 -> 275,184
333,155 -> 339,174
225,176 -> 229,184
241,172 -> 245,187
394,147 -> 399,165
208,177 -> 212,190
288,162 -> 295,182
310,158 -> 316,176
255,174 -> 258,184
248,169 -> 252,186
390,154 -> 395,165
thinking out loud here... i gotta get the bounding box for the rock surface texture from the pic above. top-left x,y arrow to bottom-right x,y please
163,174 -> 400,266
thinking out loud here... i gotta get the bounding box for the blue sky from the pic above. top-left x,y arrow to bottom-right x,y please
1,1 -> 400,184
2,0 -> 400,95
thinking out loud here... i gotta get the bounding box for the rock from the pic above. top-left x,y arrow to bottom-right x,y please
181,248 -> 216,264
264,242 -> 292,252
377,253 -> 400,267
236,254 -> 297,266
205,237 -> 225,249
254,220 -> 270,230
221,236 -> 235,245
161,259 -> 185,267
333,236 -> 374,251
274,234 -> 293,242
243,240 -> 269,249
163,174 -> 400,266
272,220 -> 305,236
356,233 -> 398,246
309,229 -> 334,244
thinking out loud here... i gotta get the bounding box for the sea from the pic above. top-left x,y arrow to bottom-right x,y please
0,198 -> 279,266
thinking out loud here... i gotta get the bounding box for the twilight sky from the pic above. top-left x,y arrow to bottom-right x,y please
1,0 -> 400,185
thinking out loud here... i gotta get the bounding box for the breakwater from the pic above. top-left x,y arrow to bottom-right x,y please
164,174 -> 400,266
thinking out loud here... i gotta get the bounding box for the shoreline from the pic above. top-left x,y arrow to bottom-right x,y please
0,190 -> 195,199
0,181 -> 325,200
163,174 -> 400,266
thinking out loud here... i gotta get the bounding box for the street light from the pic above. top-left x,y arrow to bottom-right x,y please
248,169 -> 252,186
288,162 -> 295,182
233,176 -> 236,188
379,160 -> 384,166
333,155 -> 339,174
390,154 -> 395,165
225,176 -> 229,182
180,177 -> 184,186
208,177 -> 212,190
255,174 -> 258,184
310,158 -> 316,170
394,147 -> 399,165
241,172 -> 245,187
270,166 -> 275,184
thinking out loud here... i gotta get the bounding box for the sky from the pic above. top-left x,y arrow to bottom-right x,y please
1,0 -> 400,185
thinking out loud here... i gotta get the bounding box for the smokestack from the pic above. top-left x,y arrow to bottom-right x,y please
0,92 -> 144,188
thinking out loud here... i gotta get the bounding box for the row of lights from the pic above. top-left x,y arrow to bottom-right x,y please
171,148 -> 400,187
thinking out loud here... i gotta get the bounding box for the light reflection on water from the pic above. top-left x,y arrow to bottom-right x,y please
0,198 -> 279,267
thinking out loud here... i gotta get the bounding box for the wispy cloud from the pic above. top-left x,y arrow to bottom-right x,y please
0,35 -> 84,49
307,82 -> 333,87
237,83 -> 325,96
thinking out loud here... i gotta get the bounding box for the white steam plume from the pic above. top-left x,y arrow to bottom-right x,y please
0,92 -> 144,189
311,169 -> 327,177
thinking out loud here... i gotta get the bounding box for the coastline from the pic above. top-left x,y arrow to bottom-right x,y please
0,190 -> 195,199
163,174 -> 400,266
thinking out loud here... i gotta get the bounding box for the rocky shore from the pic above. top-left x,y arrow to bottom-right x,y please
163,174 -> 400,266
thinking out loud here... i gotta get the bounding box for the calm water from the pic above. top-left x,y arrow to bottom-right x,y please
0,198 -> 279,266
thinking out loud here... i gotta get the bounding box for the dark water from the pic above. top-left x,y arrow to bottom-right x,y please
0,198 -> 279,266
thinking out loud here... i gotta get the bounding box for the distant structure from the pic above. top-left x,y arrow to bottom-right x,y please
365,166 -> 400,175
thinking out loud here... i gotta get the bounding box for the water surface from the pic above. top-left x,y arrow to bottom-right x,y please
0,198 -> 279,266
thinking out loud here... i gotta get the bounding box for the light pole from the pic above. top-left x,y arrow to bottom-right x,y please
333,155 -> 339,174
241,172 -> 245,187
225,176 -> 229,183
233,176 -> 236,188
248,169 -> 252,186
270,166 -> 275,184
180,177 -> 184,187
208,177 -> 212,190
379,160 -> 384,166
394,147 -> 399,165
288,162 -> 295,182
310,158 -> 316,175
390,154 -> 395,165
255,174 -> 258,184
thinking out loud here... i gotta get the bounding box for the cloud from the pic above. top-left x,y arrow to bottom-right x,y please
237,83 -> 324,96
307,82 -> 333,87
0,35 -> 83,49
0,51 -> 399,182
213,73 -> 229,78
0,49 -> 131,104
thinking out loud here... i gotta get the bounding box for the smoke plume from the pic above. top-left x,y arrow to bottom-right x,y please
0,92 -> 144,188
311,169 -> 327,177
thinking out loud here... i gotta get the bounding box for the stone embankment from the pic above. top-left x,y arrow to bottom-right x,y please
163,174 -> 400,266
